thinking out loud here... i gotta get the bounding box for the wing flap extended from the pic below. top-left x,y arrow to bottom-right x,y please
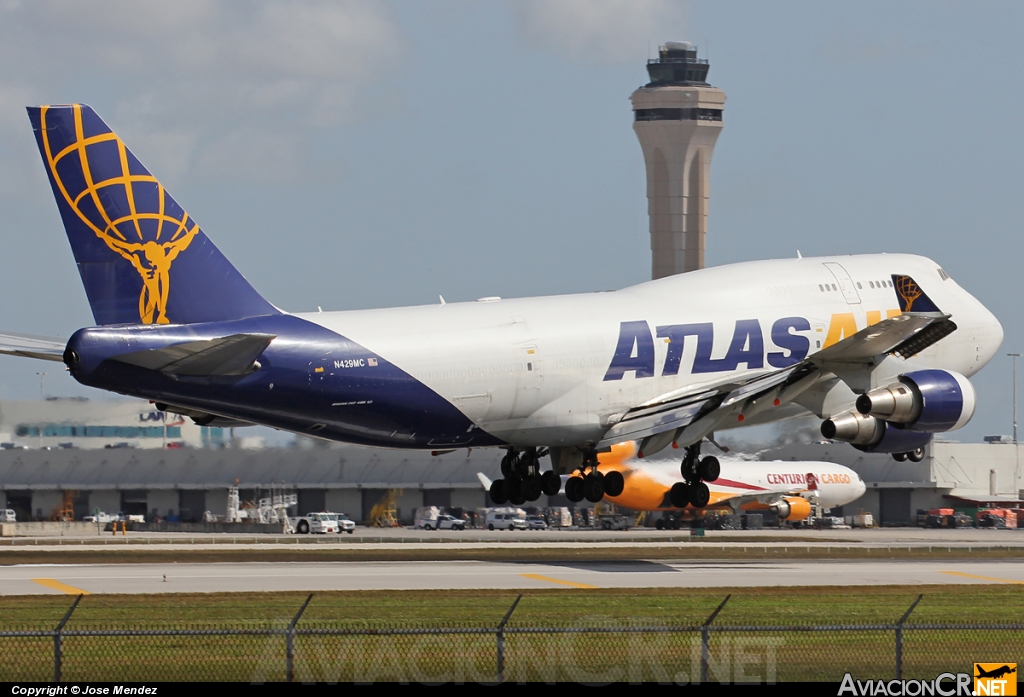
0,331 -> 67,362
809,313 -> 954,365
599,363 -> 807,446
113,333 -> 275,377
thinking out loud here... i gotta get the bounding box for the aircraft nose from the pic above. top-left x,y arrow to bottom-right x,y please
854,477 -> 866,499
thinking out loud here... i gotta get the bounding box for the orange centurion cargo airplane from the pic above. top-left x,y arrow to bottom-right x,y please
581,442 -> 865,523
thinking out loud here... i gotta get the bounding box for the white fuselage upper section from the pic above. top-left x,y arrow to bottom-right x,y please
296,254 -> 1002,448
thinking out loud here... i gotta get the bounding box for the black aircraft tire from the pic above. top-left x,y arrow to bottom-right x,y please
603,471 -> 625,497
565,477 -> 585,503
669,482 -> 690,509
505,477 -> 526,505
893,452 -> 908,462
689,482 -> 711,508
489,479 -> 507,505
583,475 -> 605,503
541,471 -> 562,497
500,452 -> 516,478
524,475 -> 543,502
907,447 -> 925,463
698,456 -> 720,482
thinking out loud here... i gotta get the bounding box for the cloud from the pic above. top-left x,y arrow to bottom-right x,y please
0,1 -> 403,188
510,0 -> 689,64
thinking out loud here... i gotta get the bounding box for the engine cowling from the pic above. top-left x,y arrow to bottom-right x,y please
855,369 -> 976,433
821,410 -> 933,453
770,497 -> 812,521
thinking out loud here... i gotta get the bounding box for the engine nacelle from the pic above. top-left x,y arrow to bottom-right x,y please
821,410 -> 933,453
855,369 -> 976,433
770,497 -> 812,521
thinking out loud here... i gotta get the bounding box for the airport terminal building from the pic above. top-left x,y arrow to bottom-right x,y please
0,398 -> 1021,524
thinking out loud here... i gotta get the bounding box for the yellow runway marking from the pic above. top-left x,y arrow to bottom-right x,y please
520,573 -> 597,589
940,571 -> 1024,585
31,578 -> 90,595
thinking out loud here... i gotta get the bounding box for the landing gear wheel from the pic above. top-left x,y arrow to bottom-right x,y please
565,477 -> 584,503
697,456 -> 720,482
500,451 -> 516,478
689,482 -> 711,508
541,470 -> 562,497
523,475 -> 543,502
489,479 -> 507,505
583,474 -> 605,503
655,519 -> 666,530
506,477 -> 527,506
892,452 -> 908,462
907,447 -> 925,463
669,482 -> 690,509
602,471 -> 625,497
680,457 -> 698,481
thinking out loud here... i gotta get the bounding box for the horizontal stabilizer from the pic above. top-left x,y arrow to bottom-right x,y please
113,333 -> 275,377
0,331 -> 67,362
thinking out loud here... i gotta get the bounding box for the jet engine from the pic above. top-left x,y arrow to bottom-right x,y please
770,497 -> 812,521
820,410 -> 933,454
854,369 -> 976,433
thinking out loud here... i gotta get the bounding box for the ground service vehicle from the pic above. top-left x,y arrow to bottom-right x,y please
486,510 -> 528,531
291,512 -> 338,534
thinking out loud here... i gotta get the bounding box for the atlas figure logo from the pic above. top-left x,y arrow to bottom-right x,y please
38,105 -> 199,325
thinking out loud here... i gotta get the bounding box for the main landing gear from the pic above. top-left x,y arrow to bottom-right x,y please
488,448 -> 561,506
892,447 -> 925,463
669,443 -> 720,509
488,447 -> 627,506
561,450 -> 625,505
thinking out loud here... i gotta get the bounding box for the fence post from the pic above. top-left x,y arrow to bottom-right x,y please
496,594 -> 523,684
53,594 -> 84,682
701,594 -> 732,684
895,594 -> 923,679
286,594 -> 313,683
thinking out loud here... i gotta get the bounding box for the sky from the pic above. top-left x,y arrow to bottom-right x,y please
0,0 -> 1020,445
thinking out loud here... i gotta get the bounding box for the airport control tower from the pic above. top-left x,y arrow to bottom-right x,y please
631,42 -> 726,279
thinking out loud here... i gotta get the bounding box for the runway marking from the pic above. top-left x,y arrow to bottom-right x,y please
32,578 -> 90,595
520,573 -> 597,589
940,571 -> 1024,585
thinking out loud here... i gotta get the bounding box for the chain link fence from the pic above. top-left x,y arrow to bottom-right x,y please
2,595 -> 1021,683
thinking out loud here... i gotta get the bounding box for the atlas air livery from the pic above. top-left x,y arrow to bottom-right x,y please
0,105 -> 1004,510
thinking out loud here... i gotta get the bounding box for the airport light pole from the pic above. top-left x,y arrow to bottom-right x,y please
1011,353 -> 1021,500
1011,354 -> 1020,444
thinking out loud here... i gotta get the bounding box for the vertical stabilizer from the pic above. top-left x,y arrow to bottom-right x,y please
27,104 -> 278,326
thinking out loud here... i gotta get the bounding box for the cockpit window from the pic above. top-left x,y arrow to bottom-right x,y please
937,268 -> 950,281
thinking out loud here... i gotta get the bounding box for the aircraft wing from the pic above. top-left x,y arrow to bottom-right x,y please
476,472 -> 493,490
599,363 -> 807,445
598,311 -> 956,448
725,487 -> 809,509
0,331 -> 67,362
808,313 -> 956,365
112,333 -> 275,377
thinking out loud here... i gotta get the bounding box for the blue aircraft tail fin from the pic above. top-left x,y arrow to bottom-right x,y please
891,274 -> 941,314
27,104 -> 278,326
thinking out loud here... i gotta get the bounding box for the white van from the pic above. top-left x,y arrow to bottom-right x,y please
0,509 -> 16,522
486,510 -> 527,531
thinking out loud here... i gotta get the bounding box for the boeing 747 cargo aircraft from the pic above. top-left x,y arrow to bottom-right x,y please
0,105 -> 1003,508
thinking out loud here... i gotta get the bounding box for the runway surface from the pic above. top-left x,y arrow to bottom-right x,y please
5,559 -> 1024,595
